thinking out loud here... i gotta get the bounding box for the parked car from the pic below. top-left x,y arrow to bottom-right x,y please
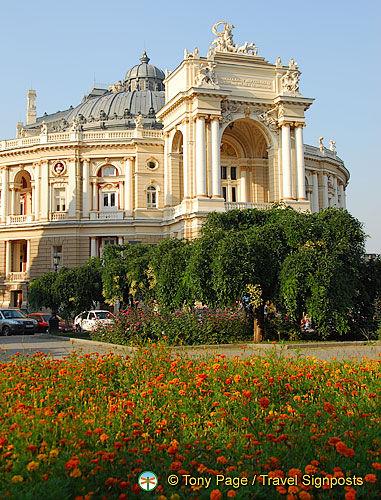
74,310 -> 114,332
0,308 -> 38,336
27,313 -> 72,333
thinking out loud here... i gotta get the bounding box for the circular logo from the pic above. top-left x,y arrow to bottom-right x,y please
138,471 -> 158,491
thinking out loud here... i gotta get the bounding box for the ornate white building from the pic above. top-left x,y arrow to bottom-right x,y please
0,22 -> 349,307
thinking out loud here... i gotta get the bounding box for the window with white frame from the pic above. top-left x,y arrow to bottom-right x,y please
146,186 -> 157,208
101,189 -> 118,210
54,188 -> 66,212
102,166 -> 117,176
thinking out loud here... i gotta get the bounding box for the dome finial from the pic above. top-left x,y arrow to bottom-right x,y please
140,51 -> 150,64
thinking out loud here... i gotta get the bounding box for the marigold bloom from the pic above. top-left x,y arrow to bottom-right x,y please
364,474 -> 377,483
70,468 -> 81,478
335,441 -> 348,454
99,433 -> 109,442
299,492 -> 312,500
227,490 -> 237,498
26,461 -> 39,471
344,488 -> 356,500
210,490 -> 222,500
11,475 -> 23,483
372,462 -> 381,470
259,396 -> 270,409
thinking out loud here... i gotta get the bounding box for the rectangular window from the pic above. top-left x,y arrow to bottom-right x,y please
103,194 -> 109,207
110,193 -> 115,207
231,167 -> 237,180
54,189 -> 66,212
221,166 -> 227,180
222,186 -> 227,201
232,187 -> 236,202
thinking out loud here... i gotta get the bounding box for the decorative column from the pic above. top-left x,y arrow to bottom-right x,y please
10,186 -> 16,215
90,237 -> 97,258
195,116 -> 206,197
31,182 -> 35,216
26,240 -> 31,278
5,240 -> 11,279
34,163 -> 40,220
91,181 -> 98,212
40,162 -> 49,220
295,124 -> 306,200
82,159 -> 90,218
163,134 -> 171,206
322,173 -> 329,208
312,171 -> 319,212
67,159 -> 76,217
1,167 -> 9,222
341,184 -> 346,209
281,124 -> 292,199
333,177 -> 338,206
124,157 -> 133,216
338,183 -> 344,208
181,120 -> 189,199
210,117 -> 221,198
240,167 -> 247,203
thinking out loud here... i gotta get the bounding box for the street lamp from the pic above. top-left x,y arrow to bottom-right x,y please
48,253 -> 61,335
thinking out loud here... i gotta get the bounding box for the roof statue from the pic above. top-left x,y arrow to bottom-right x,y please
207,21 -> 258,57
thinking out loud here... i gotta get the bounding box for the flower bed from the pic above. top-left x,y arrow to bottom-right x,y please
90,306 -> 252,346
0,347 -> 379,499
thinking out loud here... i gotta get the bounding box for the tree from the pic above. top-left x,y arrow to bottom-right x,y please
101,243 -> 152,308
28,258 -> 103,319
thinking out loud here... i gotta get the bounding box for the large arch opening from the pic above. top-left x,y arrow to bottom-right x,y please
13,170 -> 32,217
220,118 -> 270,204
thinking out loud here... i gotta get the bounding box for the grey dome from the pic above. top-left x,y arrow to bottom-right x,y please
124,51 -> 165,88
23,52 -> 165,134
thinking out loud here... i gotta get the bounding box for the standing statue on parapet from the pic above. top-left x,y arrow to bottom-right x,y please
318,136 -> 324,152
329,140 -> 336,153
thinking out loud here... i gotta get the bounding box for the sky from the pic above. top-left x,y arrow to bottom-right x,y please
1,0 -> 379,252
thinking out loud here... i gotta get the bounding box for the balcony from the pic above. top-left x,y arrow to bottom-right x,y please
6,215 -> 34,225
49,212 -> 68,221
224,202 -> 274,211
90,210 -> 124,220
8,271 -> 28,282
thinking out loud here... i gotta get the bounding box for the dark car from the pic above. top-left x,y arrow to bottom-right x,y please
27,313 -> 72,333
0,309 -> 38,336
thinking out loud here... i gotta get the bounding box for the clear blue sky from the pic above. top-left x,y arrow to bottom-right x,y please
1,0 -> 379,252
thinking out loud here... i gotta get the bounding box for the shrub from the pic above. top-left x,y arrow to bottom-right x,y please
90,304 -> 252,346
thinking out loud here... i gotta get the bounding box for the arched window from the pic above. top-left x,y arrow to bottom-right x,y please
99,166 -> 117,177
146,186 -> 157,208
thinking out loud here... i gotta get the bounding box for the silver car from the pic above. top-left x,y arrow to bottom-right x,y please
0,309 -> 38,336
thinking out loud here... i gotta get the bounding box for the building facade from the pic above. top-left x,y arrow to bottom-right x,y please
0,22 -> 349,307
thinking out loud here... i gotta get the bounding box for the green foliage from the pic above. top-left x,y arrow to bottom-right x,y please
28,258 -> 103,319
148,238 -> 192,310
90,304 -> 252,346
101,243 -> 152,307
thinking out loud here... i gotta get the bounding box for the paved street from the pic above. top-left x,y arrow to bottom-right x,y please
0,334 -> 380,362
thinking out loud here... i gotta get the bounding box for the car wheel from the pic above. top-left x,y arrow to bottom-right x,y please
2,326 -> 11,336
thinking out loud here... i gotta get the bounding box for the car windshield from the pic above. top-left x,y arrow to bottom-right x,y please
95,312 -> 113,320
40,315 -> 51,321
2,310 -> 26,319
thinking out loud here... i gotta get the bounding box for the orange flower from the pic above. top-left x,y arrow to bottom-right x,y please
305,465 -> 317,474
170,461 -> 182,470
216,456 -> 228,464
288,485 -> 299,494
99,433 -> 109,442
372,462 -> 381,470
227,491 -> 237,498
299,492 -> 312,500
70,468 -> 81,478
26,461 -> 39,471
335,441 -> 347,454
210,490 -> 222,500
364,474 -> 377,483
11,475 -> 23,483
259,396 -> 270,409
344,488 -> 356,500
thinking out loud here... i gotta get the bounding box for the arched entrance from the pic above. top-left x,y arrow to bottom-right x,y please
220,118 -> 270,205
